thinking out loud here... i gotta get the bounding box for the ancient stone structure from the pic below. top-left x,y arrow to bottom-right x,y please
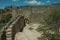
0,15 -> 25,40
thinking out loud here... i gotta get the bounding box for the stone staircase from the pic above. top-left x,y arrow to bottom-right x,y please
0,15 -> 25,40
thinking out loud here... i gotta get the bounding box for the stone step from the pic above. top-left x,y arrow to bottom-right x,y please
6,32 -> 12,35
6,38 -> 12,40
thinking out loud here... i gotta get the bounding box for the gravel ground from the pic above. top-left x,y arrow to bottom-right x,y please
15,23 -> 42,40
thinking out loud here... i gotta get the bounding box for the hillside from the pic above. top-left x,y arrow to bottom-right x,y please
0,7 -> 12,29
0,3 -> 60,23
16,3 -> 60,23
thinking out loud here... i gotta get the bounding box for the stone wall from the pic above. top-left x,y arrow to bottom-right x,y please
0,15 -> 25,40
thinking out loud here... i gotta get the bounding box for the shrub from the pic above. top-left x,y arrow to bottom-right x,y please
37,9 -> 60,40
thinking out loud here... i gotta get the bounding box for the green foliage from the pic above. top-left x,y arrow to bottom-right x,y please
43,10 -> 60,25
0,14 -> 12,30
37,9 -> 60,40
4,14 -> 12,23
43,10 -> 60,31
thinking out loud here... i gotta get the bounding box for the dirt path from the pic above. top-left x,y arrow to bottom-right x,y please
15,23 -> 42,40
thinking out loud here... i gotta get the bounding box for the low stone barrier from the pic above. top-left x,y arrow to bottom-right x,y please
0,15 -> 25,40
